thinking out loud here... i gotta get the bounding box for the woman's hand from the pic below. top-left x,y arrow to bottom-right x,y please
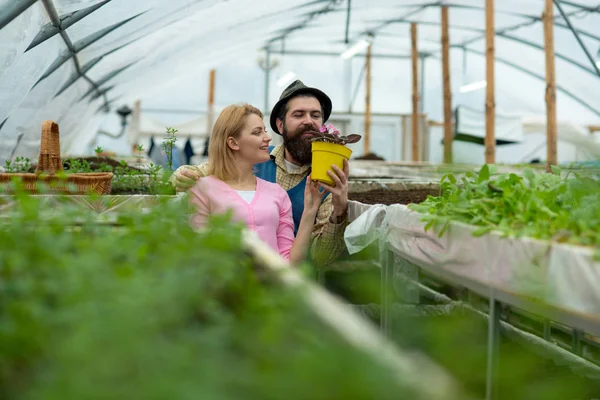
303,175 -> 322,216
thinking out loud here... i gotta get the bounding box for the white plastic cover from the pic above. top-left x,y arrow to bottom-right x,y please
0,1 -> 599,162
346,202 -> 600,332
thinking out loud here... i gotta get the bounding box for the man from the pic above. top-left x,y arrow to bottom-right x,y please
171,80 -> 349,265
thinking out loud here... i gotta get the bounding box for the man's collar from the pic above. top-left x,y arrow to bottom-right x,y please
271,144 -> 311,175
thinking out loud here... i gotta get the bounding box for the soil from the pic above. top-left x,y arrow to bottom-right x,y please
354,153 -> 385,161
109,188 -> 176,196
27,157 -> 144,173
348,188 -> 439,205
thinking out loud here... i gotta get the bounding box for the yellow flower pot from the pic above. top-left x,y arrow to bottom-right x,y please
311,141 -> 352,187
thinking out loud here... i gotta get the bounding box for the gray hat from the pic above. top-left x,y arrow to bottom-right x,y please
270,80 -> 332,135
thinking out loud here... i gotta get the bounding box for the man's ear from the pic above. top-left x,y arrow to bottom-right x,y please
275,118 -> 283,135
227,137 -> 239,151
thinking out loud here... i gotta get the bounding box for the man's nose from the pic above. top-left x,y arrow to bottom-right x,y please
301,115 -> 314,126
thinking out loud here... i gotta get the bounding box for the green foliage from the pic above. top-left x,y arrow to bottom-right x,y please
409,164 -> 600,256
162,127 -> 178,172
4,157 -> 31,173
0,193 -> 417,400
94,146 -> 104,155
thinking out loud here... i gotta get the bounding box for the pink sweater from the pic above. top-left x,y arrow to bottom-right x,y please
189,176 -> 295,260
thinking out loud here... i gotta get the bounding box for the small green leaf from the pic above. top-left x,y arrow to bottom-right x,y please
478,164 -> 490,183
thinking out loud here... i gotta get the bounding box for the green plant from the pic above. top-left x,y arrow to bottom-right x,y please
309,124 -> 362,146
0,193 -> 422,400
135,144 -> 144,168
3,157 -> 31,173
408,164 -> 600,257
94,146 -> 104,156
162,127 -> 178,171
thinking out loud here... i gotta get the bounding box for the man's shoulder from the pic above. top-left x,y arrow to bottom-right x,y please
188,162 -> 209,177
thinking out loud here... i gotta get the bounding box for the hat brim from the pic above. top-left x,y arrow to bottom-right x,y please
269,87 -> 332,135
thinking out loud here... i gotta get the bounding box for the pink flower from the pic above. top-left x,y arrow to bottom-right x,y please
319,125 -> 327,133
326,124 -> 340,136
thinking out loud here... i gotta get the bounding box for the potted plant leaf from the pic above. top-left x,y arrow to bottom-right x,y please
309,124 -> 361,186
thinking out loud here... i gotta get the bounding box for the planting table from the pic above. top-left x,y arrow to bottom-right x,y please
346,202 -> 600,336
346,201 -> 600,398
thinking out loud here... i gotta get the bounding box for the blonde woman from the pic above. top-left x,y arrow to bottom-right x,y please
189,104 -> 322,264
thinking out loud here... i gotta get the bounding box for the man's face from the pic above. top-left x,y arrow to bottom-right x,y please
277,96 -> 323,165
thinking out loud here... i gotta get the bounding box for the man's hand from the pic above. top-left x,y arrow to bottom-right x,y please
318,158 -> 350,220
174,167 -> 201,192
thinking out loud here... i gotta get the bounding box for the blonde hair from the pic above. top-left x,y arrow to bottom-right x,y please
207,103 -> 264,181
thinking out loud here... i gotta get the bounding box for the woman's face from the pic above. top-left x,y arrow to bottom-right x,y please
230,113 -> 271,164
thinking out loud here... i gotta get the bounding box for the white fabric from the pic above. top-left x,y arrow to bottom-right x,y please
235,190 -> 255,204
345,203 -> 600,329
284,159 -> 301,173
455,106 -> 524,143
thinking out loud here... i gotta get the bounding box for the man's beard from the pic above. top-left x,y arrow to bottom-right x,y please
281,123 -> 317,165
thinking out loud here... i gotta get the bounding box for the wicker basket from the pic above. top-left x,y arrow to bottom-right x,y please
0,121 -> 113,195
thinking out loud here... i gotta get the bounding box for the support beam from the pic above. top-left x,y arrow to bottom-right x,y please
544,1 -> 558,169
207,69 -> 216,135
420,55 -> 428,162
344,0 -> 352,44
441,6 -> 453,164
553,0 -> 600,77
402,115 -> 409,161
364,42 -> 372,155
485,0 -> 496,164
411,23 -> 419,162
264,49 -> 271,115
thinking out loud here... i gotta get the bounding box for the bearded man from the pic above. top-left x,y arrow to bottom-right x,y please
171,80 -> 350,265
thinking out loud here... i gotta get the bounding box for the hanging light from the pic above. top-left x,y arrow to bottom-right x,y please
340,35 -> 373,59
459,80 -> 487,93
277,71 -> 296,87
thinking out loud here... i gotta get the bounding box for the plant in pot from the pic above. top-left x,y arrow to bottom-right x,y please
309,124 -> 361,186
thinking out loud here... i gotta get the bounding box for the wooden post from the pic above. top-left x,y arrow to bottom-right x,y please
543,0 -> 557,169
441,6 -> 453,164
207,69 -> 216,134
401,115 -> 408,160
485,0 -> 495,164
364,42 -> 372,155
411,23 -> 419,162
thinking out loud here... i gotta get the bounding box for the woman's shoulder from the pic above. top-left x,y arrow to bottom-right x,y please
192,175 -> 223,192
257,177 -> 285,193
257,178 -> 291,206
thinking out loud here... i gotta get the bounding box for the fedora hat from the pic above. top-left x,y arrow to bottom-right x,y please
269,80 -> 332,135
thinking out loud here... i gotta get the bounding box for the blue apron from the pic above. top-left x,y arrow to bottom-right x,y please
254,146 -> 327,235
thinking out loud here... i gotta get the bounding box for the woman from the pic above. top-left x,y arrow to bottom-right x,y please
189,103 -> 321,264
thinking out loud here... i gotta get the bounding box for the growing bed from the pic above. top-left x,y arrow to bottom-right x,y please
0,193 -> 465,400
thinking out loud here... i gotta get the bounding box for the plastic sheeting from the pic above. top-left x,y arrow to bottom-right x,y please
345,202 -> 600,333
0,1 -> 599,163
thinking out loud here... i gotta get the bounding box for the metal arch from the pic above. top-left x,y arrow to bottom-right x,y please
378,20 -> 598,78
380,3 -> 600,42
557,1 -> 600,12
268,49 -> 410,59
344,0 -> 351,44
553,0 -> 600,76
39,0 -> 109,111
25,0 -> 113,52
35,12 -> 144,88
442,48 -> 600,118
266,0 -> 340,47
0,0 -> 37,31
78,61 -> 140,101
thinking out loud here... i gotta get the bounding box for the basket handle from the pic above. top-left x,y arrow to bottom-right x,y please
36,120 -> 64,175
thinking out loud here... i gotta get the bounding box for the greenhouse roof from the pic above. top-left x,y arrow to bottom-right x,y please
1,0 -> 599,159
